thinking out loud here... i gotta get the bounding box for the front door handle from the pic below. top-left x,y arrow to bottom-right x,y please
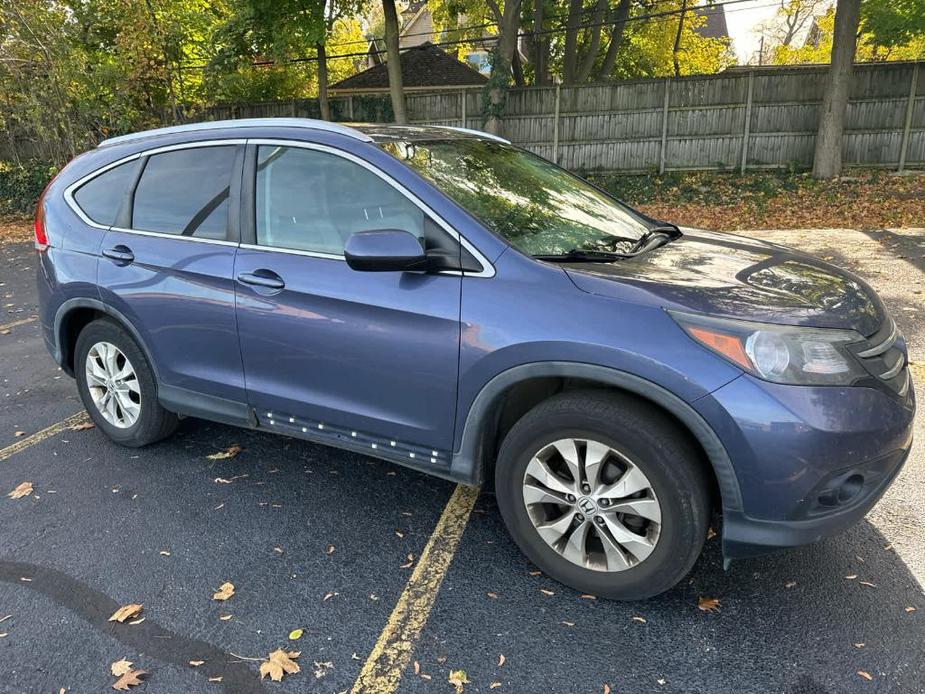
237,270 -> 285,290
102,245 -> 134,264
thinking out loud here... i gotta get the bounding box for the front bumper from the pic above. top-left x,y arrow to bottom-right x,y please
695,373 -> 915,559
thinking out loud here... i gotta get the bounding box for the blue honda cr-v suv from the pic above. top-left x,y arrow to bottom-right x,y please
35,118 -> 914,599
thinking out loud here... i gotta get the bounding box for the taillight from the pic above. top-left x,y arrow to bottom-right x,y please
33,177 -> 55,252
34,197 -> 48,252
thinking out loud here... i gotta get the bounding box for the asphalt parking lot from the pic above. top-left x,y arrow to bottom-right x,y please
1,228 -> 924,694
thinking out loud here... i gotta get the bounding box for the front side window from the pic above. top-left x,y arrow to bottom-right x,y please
255,145 -> 424,255
132,146 -> 236,239
73,159 -> 141,226
381,139 -> 652,257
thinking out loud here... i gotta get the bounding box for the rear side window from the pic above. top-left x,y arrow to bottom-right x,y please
132,146 -> 236,240
72,159 -> 140,226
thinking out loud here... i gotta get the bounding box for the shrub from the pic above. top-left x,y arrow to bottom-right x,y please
0,160 -> 59,216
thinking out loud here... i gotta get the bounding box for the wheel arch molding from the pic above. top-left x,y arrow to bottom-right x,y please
451,361 -> 743,513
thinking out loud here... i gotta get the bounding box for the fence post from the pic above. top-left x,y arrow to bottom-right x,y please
740,71 -> 755,174
552,84 -> 561,164
898,62 -> 919,172
460,89 -> 466,129
658,78 -> 671,174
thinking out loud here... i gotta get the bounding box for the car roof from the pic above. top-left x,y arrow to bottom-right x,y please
96,118 -> 509,149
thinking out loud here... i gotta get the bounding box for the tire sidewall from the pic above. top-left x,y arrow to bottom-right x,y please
75,320 -> 161,446
496,404 -> 706,600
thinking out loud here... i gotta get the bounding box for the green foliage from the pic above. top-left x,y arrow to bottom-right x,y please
0,160 -> 59,216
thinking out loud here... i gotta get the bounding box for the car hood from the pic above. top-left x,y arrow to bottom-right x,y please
563,229 -> 885,336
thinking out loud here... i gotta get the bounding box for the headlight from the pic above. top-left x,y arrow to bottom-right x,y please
670,311 -> 866,386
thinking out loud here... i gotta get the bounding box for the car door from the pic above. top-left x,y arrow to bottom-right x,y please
233,141 -> 462,458
97,141 -> 248,412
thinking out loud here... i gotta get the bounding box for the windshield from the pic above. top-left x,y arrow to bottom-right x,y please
380,139 -> 652,256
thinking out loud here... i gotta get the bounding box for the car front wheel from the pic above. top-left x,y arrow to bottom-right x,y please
495,390 -> 711,600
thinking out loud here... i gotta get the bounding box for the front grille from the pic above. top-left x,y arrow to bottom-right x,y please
849,317 -> 911,397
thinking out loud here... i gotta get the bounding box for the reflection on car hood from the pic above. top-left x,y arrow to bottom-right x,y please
564,229 -> 885,336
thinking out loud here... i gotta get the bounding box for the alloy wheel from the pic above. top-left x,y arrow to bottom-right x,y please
85,341 -> 141,429
521,438 -> 661,572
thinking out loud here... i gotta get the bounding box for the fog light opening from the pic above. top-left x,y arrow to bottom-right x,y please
836,474 -> 864,504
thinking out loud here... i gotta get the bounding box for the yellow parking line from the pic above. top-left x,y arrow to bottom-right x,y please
0,315 -> 37,333
351,483 -> 480,694
0,412 -> 89,462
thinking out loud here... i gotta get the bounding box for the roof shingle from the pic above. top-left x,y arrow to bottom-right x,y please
331,42 -> 488,91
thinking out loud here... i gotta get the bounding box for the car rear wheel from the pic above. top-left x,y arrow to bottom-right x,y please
495,390 -> 711,600
75,319 -> 178,447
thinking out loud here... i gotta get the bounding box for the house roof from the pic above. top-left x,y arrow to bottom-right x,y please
330,42 -> 488,91
694,5 -> 729,41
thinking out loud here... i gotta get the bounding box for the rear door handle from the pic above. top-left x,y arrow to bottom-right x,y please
102,245 -> 134,264
237,270 -> 285,290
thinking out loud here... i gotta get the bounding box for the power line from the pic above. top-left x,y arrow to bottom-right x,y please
179,0 -> 767,72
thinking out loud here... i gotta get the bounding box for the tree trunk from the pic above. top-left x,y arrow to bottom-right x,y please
596,0 -> 631,81
512,49 -> 525,87
576,0 -> 608,83
531,0 -> 550,86
672,0 -> 688,77
316,42 -> 330,120
484,0 -> 521,136
562,0 -> 583,84
812,0 -> 861,179
382,0 -> 408,124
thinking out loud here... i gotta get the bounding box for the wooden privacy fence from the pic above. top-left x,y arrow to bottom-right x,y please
197,60 -> 924,175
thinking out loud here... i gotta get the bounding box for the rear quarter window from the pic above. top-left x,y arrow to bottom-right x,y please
72,159 -> 141,226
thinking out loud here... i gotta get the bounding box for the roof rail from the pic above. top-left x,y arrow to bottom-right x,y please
98,118 -> 374,148
438,126 -> 510,144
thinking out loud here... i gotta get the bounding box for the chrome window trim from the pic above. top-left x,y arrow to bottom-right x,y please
64,139 -> 246,239
246,138 -> 495,278
98,118 -> 372,148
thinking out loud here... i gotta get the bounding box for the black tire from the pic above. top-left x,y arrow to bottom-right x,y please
74,318 -> 178,447
495,389 -> 711,600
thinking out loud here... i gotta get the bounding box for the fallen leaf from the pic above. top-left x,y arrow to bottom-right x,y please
112,669 -> 147,690
111,660 -> 133,677
487,592 -> 499,599
857,671 -> 873,681
326,545 -> 335,555
448,669 -> 470,693
905,606 -> 916,613
259,649 -> 301,682
540,588 -> 555,596
159,550 -> 170,557
420,673 -> 432,680
71,421 -> 95,431
189,660 -> 205,667
498,654 -> 505,667
528,570 -> 541,576
212,582 -> 235,601
208,676 -> 222,683
289,628 -> 303,640
0,633 -> 6,638
846,574 -> 858,580
785,581 -> 797,589
579,594 -> 596,600
859,581 -> 877,588
109,604 -> 143,623
313,660 -> 333,679
128,617 -> 145,626
7,482 -> 33,499
322,592 -> 338,602
604,685 -> 611,694
632,615 -> 647,623
19,577 -> 31,582
854,643 -> 865,648
707,527 -> 717,539
207,444 -> 241,460
697,597 -> 720,613
219,614 -> 232,621
400,553 -> 415,569
490,683 -> 502,689
562,620 -> 575,626
413,661 -> 421,675
436,656 -> 447,663
13,431 -> 25,437
657,678 -> 666,685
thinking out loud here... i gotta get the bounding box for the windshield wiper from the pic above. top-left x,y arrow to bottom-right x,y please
532,248 -> 631,263
629,223 -> 681,254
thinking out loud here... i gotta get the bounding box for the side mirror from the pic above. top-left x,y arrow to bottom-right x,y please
344,229 -> 428,272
